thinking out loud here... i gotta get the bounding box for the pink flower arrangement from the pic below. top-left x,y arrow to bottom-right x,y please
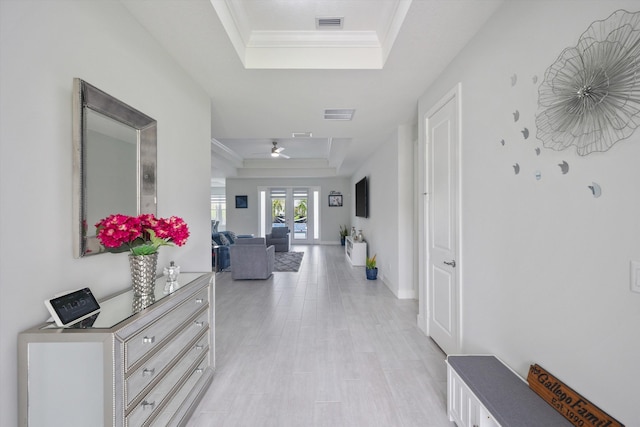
95,213 -> 190,256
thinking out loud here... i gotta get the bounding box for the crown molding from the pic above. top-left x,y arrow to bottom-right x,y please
210,0 -> 412,69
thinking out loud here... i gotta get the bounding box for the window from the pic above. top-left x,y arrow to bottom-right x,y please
211,193 -> 226,230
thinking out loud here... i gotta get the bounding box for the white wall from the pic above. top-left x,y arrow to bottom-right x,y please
225,177 -> 350,242
419,1 -> 640,424
352,123 -> 417,299
0,1 -> 211,426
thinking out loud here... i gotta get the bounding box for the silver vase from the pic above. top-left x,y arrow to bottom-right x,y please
129,252 -> 159,297
132,294 -> 156,313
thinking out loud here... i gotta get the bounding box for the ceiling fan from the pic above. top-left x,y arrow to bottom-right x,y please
270,141 -> 290,159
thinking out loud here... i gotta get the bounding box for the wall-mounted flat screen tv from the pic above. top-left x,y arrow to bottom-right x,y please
355,176 -> 368,218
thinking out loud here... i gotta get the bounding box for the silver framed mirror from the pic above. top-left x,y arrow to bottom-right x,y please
73,78 -> 157,257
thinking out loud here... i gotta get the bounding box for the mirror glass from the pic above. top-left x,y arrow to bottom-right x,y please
85,110 -> 138,227
73,79 -> 157,257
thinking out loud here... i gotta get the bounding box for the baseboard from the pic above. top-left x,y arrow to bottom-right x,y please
315,240 -> 342,245
417,314 -> 427,334
397,289 -> 416,299
379,274 -> 416,300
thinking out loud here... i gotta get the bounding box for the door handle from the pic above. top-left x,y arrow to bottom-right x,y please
444,260 -> 456,268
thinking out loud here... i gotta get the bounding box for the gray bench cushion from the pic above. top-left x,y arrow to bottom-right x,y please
447,356 -> 571,427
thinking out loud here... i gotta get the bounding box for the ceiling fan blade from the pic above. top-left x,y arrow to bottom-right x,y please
269,141 -> 289,158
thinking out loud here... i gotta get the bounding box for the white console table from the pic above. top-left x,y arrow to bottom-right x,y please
447,355 -> 571,427
345,236 -> 366,266
18,272 -> 215,427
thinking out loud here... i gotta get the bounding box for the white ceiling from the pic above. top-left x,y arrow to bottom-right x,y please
120,0 -> 503,181
210,0 -> 412,69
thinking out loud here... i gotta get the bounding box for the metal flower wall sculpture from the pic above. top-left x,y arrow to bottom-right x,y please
536,9 -> 640,155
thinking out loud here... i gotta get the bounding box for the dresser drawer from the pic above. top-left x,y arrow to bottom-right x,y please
126,335 -> 210,427
150,362 -> 212,427
126,311 -> 209,407
124,287 -> 209,371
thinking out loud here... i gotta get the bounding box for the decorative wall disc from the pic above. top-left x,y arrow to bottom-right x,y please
536,9 -> 640,155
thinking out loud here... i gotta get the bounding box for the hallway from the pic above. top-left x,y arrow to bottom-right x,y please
188,245 -> 453,427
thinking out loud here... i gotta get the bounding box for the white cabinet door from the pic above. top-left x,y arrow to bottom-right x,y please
465,391 -> 479,427
448,368 -> 463,424
479,407 -> 500,427
449,368 -> 476,427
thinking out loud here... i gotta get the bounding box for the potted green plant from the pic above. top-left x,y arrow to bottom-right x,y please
366,254 -> 378,280
339,225 -> 349,246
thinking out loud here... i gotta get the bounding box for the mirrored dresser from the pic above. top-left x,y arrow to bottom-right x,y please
18,272 -> 215,427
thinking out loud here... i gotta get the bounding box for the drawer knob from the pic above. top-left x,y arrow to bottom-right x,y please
142,336 -> 155,344
195,298 -> 204,304
142,368 -> 155,377
195,368 -> 204,374
142,400 -> 155,410
194,321 -> 205,327
195,344 -> 204,350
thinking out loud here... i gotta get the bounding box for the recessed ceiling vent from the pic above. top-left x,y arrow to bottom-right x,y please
316,17 -> 343,30
292,132 -> 313,138
324,109 -> 355,121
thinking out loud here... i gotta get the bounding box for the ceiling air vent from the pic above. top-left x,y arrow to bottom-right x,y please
316,17 -> 343,30
292,132 -> 312,138
324,109 -> 355,121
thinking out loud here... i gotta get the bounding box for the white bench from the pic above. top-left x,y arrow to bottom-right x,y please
447,355 -> 572,427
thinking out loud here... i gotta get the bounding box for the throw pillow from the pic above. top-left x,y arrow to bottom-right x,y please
218,233 -> 230,245
227,231 -> 237,243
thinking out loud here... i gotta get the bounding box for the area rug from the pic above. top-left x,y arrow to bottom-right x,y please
274,251 -> 304,272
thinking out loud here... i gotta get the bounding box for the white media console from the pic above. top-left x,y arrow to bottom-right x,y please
345,235 -> 366,266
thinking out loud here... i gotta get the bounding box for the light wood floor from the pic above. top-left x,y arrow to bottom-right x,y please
187,244 -> 454,427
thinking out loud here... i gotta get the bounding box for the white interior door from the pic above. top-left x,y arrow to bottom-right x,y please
427,86 -> 460,355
